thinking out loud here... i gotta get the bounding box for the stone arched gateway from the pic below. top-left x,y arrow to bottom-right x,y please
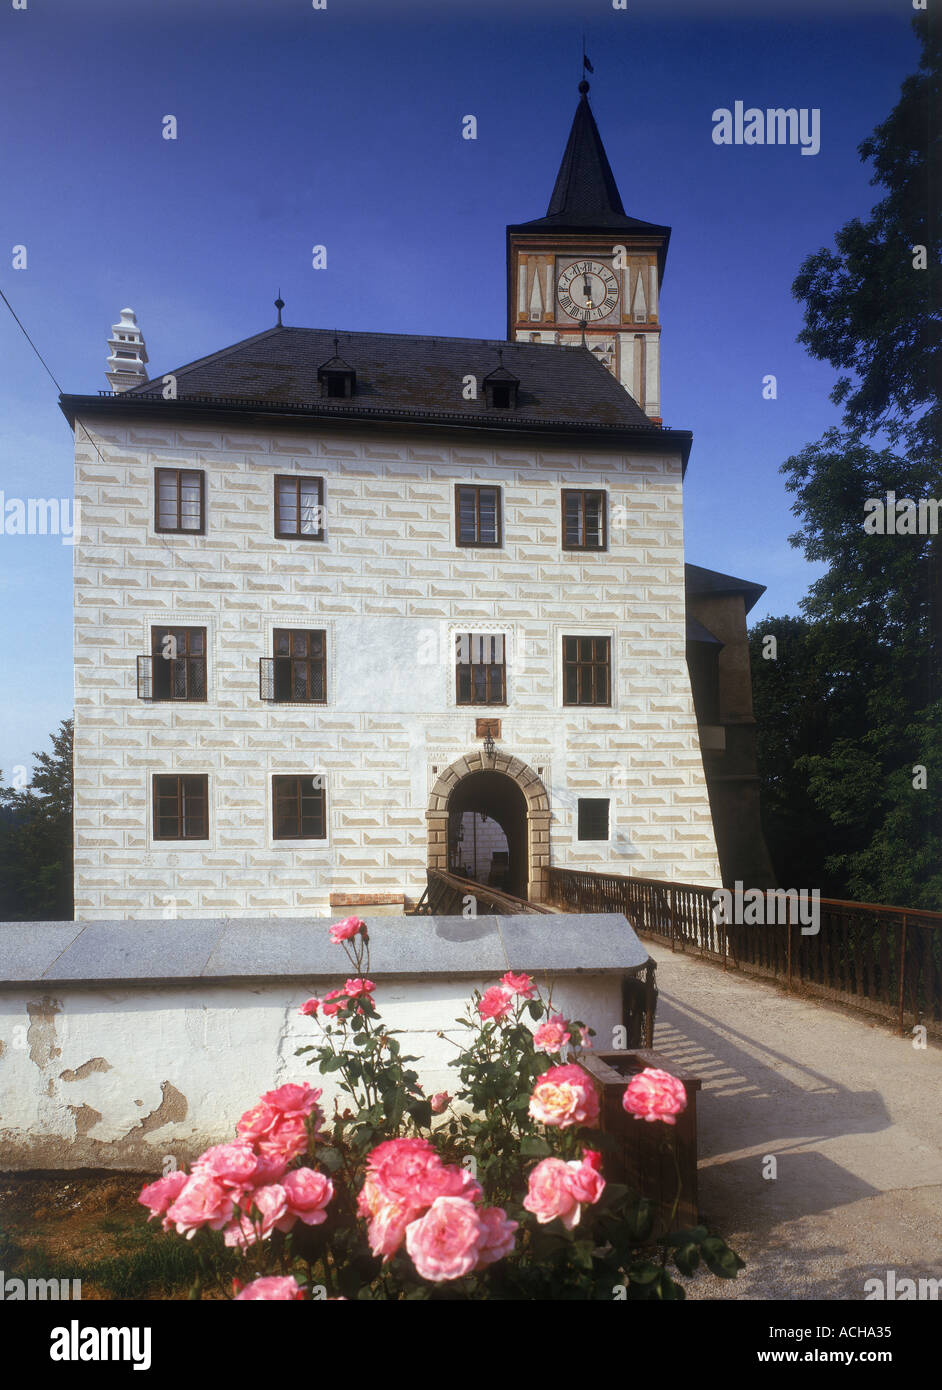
426,752 -> 552,903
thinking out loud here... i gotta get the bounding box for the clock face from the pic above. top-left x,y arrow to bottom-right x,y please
556,259 -> 620,322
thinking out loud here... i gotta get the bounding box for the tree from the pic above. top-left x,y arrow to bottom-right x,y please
0,718 -> 74,920
749,17 -> 940,909
791,12 -> 940,456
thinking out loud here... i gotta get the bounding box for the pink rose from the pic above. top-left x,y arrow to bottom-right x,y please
500,970 -> 535,998
236,1099 -> 280,1145
321,988 -> 351,1017
255,1114 -> 310,1165
565,1154 -> 606,1207
405,1197 -> 484,1282
279,1167 -> 334,1228
250,1150 -> 290,1187
528,1063 -> 600,1129
344,977 -> 376,997
477,986 -> 513,1021
191,1142 -> 259,1191
359,1139 -> 481,1260
533,1013 -> 571,1054
234,1275 -> 304,1301
414,1161 -> 481,1208
248,1182 -> 290,1231
138,1169 -> 188,1220
165,1174 -> 235,1238
622,1067 -> 687,1126
366,1137 -> 479,1209
578,1025 -> 593,1049
523,1157 -> 582,1229
224,1183 -> 289,1249
366,1200 -> 416,1261
474,1206 -> 518,1269
430,1092 -> 450,1114
260,1083 -> 323,1119
329,916 -> 366,943
299,997 -> 320,1016
365,1137 -> 436,1192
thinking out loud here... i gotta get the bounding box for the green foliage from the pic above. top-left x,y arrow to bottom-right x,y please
0,717 -> 73,920
751,23 -> 940,911
792,14 -> 940,457
751,435 -> 941,909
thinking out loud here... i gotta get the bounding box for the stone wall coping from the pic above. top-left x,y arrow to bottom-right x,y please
0,914 -> 651,988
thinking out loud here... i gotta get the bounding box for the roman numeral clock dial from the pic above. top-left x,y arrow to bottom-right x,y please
556,260 -> 619,322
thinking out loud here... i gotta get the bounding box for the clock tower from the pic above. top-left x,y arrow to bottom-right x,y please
506,80 -> 670,423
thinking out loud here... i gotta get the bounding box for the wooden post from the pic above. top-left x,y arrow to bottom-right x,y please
669,885 -> 676,953
786,909 -> 792,994
898,914 -> 908,1036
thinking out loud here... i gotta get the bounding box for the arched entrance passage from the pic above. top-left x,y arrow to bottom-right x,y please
448,772 -> 527,898
426,752 -> 551,902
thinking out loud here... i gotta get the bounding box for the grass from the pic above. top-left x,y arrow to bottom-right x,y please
0,1217 -> 241,1300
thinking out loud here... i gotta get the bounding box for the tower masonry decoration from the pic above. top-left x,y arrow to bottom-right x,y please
506,80 -> 668,422
106,308 -> 149,394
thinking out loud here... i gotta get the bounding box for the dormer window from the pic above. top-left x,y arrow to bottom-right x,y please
483,352 -> 519,410
317,339 -> 356,399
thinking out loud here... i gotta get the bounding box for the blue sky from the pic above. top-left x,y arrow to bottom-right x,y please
0,0 -> 918,776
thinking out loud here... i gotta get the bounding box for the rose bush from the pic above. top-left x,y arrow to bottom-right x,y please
136,917 -> 743,1299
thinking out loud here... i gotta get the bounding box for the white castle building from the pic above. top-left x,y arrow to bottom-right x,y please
62,84 -> 768,921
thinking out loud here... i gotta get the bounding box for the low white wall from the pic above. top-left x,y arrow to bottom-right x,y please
0,974 -> 624,1171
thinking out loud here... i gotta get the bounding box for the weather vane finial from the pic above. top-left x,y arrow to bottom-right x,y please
580,33 -> 593,93
275,290 -> 285,327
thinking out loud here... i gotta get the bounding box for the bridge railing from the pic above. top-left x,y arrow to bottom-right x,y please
547,867 -> 942,1034
411,868 -> 555,917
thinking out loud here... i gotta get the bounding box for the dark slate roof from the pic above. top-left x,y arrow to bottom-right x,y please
685,563 -> 766,614
510,86 -> 671,248
70,324 -> 668,433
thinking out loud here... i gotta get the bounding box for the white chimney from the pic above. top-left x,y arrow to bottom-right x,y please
106,307 -> 149,393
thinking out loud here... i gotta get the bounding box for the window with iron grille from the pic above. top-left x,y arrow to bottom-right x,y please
153,774 -> 209,840
147,627 -> 207,702
455,485 -> 502,547
272,775 -> 327,839
562,636 -> 611,706
455,633 -> 506,705
275,475 -> 325,540
577,798 -> 610,841
155,468 -> 205,534
562,489 -> 607,550
260,630 -> 327,703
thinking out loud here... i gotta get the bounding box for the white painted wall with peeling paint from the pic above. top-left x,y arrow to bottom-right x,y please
0,974 -> 624,1170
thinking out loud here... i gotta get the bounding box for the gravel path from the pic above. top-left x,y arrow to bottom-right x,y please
644,944 -> 942,1301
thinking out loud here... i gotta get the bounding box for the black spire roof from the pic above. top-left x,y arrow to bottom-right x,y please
546,80 -> 626,223
511,82 -> 670,245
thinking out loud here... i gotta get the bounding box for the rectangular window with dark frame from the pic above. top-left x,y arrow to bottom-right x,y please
562,489 -> 607,550
155,468 -> 205,534
153,774 -> 209,840
272,775 -> 327,840
562,636 -> 611,706
577,798 -> 610,842
263,629 -> 327,703
455,633 -> 506,705
455,485 -> 502,547
148,627 -> 207,702
275,475 -> 325,540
